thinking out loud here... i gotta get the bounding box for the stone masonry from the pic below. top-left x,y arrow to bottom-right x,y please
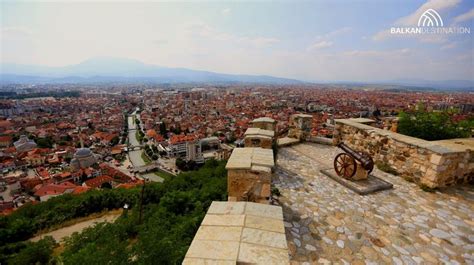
244,127 -> 275,149
183,201 -> 290,264
250,117 -> 277,131
274,143 -> 474,264
226,147 -> 274,203
288,114 -> 313,141
333,119 -> 474,188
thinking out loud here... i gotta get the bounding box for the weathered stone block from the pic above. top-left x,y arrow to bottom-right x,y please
430,154 -> 444,165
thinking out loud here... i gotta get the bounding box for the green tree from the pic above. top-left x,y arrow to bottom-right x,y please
7,236 -> 56,265
398,110 -> 472,141
175,157 -> 186,170
36,137 -> 54,148
159,121 -> 167,136
61,223 -> 131,265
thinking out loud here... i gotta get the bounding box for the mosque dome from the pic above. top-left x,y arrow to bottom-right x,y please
75,148 -> 93,157
71,147 -> 97,170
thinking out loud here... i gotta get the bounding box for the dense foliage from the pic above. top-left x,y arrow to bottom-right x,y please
1,159 -> 227,264
398,110 -> 473,141
4,237 -> 57,265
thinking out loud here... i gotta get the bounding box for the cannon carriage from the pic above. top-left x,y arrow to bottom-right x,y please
334,143 -> 374,180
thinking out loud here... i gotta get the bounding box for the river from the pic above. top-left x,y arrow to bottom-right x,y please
127,113 -> 163,182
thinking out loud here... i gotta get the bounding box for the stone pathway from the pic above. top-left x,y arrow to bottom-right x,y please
273,143 -> 474,264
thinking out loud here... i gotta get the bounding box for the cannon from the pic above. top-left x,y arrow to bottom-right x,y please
334,143 -> 374,179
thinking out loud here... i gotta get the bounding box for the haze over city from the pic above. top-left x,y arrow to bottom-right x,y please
1,0 -> 473,83
0,1 -> 473,265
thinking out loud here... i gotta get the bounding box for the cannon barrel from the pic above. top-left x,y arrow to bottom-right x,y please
337,143 -> 374,171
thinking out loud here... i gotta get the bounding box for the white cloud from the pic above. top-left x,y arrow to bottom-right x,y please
372,30 -> 391,42
221,8 -> 231,15
1,26 -> 34,40
343,48 -> 411,57
453,8 -> 474,24
315,27 -> 351,40
240,37 -> 279,48
395,0 -> 461,26
307,41 -> 333,50
372,0 -> 460,42
306,27 -> 350,51
440,42 -> 458,50
186,22 -> 279,48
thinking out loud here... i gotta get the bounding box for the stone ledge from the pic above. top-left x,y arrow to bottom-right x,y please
335,119 -> 472,155
183,201 -> 289,265
277,137 -> 300,147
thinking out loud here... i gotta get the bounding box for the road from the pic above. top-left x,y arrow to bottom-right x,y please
127,115 -> 145,167
30,212 -> 121,243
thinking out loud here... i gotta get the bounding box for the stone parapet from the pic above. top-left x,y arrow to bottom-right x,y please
183,201 -> 289,265
226,148 -> 274,202
333,119 -> 473,188
244,127 -> 274,149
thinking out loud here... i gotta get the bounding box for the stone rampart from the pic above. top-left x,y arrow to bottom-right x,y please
333,119 -> 473,188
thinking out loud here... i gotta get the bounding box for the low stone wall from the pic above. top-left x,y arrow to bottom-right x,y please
308,136 -> 333,145
333,119 -> 474,188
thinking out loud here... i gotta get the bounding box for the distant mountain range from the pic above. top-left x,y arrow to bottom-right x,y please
0,57 -> 303,84
1,57 -> 472,90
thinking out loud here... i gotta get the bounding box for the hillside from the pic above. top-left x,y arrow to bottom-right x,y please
0,160 -> 227,264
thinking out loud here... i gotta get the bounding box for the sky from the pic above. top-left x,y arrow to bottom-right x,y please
1,0 -> 473,82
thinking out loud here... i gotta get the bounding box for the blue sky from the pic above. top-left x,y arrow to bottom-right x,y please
1,0 -> 473,82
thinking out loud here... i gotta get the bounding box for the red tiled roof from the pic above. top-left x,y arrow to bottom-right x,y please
34,182 -> 77,197
0,136 -> 12,142
169,134 -> 195,145
72,186 -> 90,194
0,120 -> 13,128
84,175 -> 113,188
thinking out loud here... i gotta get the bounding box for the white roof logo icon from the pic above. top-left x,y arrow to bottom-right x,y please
418,9 -> 444,27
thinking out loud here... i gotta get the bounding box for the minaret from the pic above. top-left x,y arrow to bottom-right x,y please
79,126 -> 84,169
79,127 -> 84,148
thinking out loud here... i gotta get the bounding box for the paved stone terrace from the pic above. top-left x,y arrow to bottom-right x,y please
273,143 -> 474,265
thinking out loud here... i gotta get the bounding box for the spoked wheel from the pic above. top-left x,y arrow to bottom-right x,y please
334,153 -> 356,179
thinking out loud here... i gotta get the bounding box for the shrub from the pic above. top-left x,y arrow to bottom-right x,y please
398,110 -> 472,141
4,236 -> 56,265
271,187 -> 281,197
375,161 -> 399,176
420,183 -> 436,192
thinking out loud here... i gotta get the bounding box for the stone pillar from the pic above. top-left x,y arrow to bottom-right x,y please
288,114 -> 312,141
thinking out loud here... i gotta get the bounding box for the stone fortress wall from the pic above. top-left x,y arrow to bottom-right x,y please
333,119 -> 474,188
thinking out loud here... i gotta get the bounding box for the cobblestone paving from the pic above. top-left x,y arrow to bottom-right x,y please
273,143 -> 474,265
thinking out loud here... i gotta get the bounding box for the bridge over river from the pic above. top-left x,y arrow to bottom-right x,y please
126,113 -> 165,182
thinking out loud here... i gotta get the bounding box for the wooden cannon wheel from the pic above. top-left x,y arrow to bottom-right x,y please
334,153 -> 356,179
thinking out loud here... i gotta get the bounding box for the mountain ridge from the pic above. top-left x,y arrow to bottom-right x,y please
0,57 -> 304,84
1,57 -> 473,89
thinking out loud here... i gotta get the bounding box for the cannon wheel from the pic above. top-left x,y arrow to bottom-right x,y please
334,153 -> 356,179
